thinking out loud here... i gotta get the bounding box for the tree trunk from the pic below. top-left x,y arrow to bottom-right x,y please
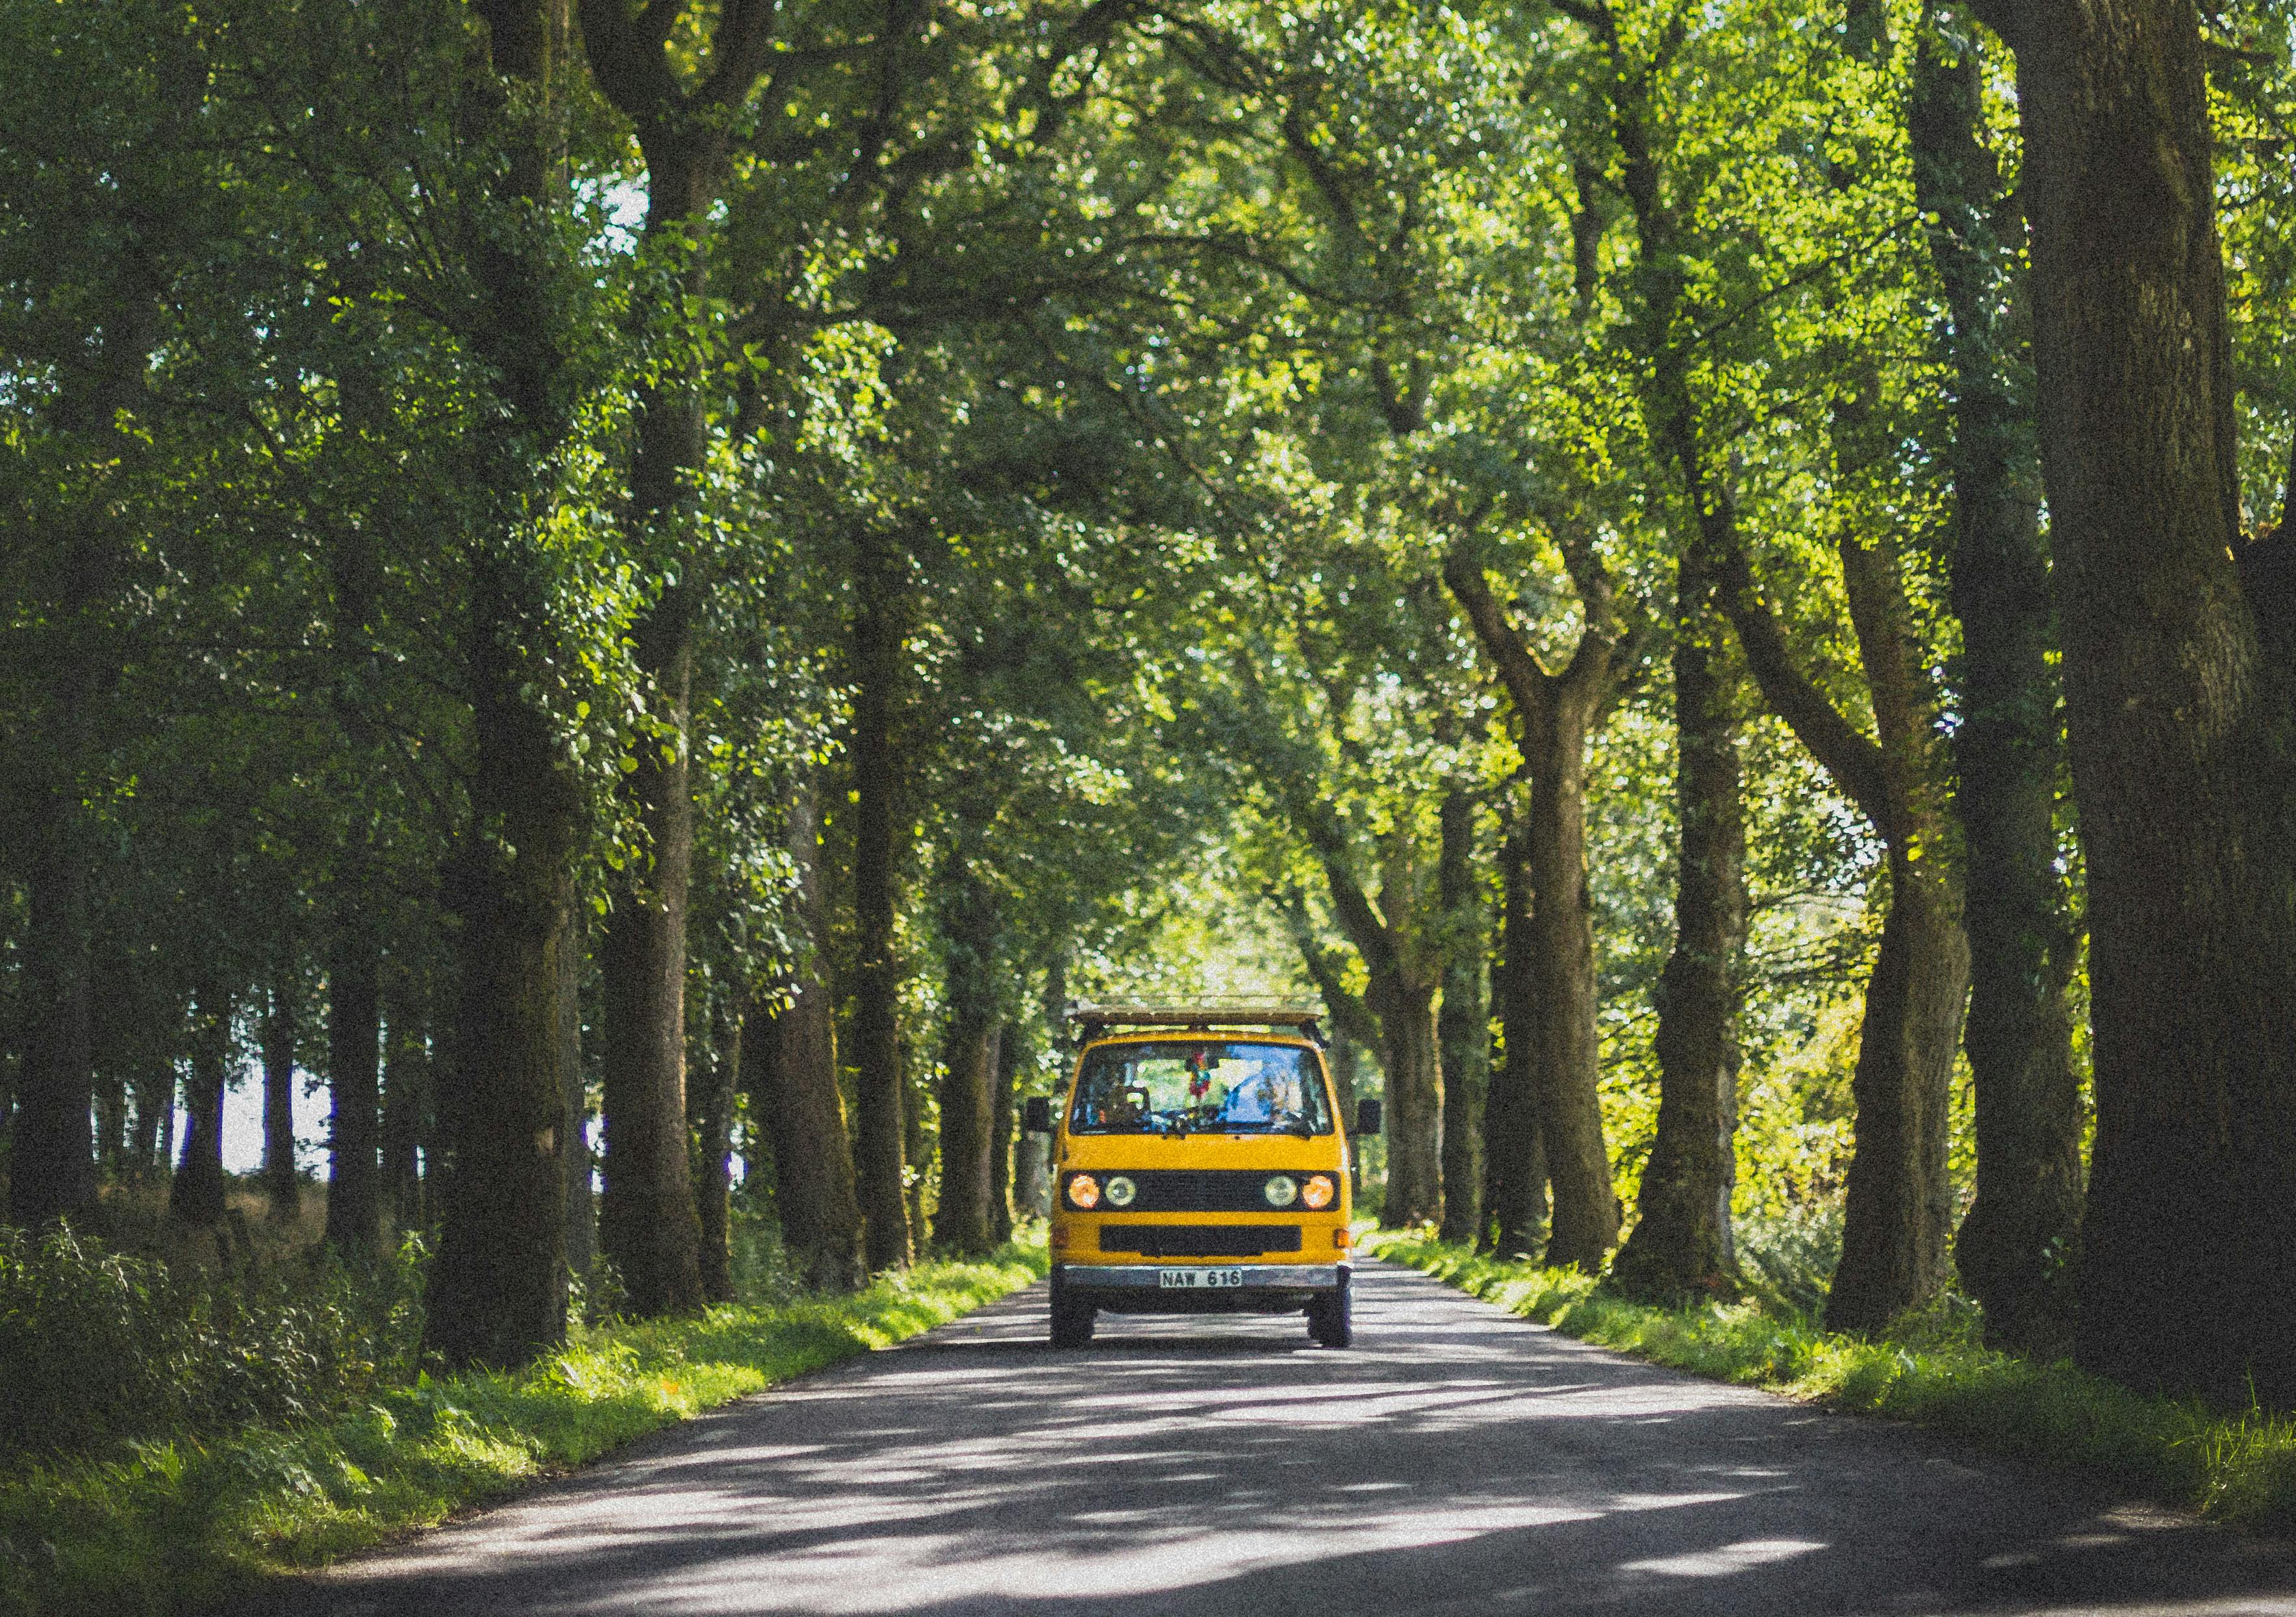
1817,531 -> 1973,1336
1372,981 -> 1444,1229
1443,543 -> 1633,1271
583,18 -> 761,1329
1483,815 -> 1549,1258
1296,847 -> 1441,1229
429,553 -> 579,1364
260,973 -> 301,1223
93,1058 -> 127,1180
157,1063 -> 177,1182
933,850 -> 1000,1256
324,919 -> 383,1260
989,1020 -> 1020,1245
1824,852 -> 1970,1331
381,975 -> 429,1231
1329,1030 -> 1364,1197
129,1060 -> 169,1179
1972,0 -> 2296,1405
594,604 -> 703,1318
557,909 -> 593,1286
422,0 -> 579,1371
11,783 -> 97,1226
596,576 -> 704,1317
851,529 -> 914,1271
171,982 -> 229,1227
748,783 -> 865,1291
1614,554 -> 1747,1300
903,1036 -> 931,1245
1437,787 -> 1489,1245
1912,8 -> 2084,1356
1520,701 -> 1619,1271
692,1002 -> 739,1306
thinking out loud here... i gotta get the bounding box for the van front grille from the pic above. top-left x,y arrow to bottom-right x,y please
1096,1224 -> 1304,1258
1066,1170 -> 1327,1213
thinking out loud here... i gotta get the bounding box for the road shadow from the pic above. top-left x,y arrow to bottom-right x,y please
258,1264 -> 2296,1617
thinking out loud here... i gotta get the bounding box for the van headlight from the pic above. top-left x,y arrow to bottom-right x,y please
1067,1174 -> 1101,1210
1302,1174 -> 1335,1210
1264,1174 -> 1300,1208
1105,1175 -> 1138,1208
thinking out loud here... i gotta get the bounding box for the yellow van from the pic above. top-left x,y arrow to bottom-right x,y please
1022,1004 -> 1378,1349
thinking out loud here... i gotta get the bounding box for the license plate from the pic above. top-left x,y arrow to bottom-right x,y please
1159,1267 -> 1245,1289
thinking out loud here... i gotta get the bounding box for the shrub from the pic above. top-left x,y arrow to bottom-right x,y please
0,1225 -> 425,1464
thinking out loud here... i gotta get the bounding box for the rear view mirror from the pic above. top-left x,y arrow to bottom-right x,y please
1355,1098 -> 1383,1137
1023,1096 -> 1054,1135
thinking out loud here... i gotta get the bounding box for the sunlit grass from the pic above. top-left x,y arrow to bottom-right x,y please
0,1241 -> 1048,1617
1365,1229 -> 2296,1535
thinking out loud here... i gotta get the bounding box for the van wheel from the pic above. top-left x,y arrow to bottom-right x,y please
1050,1292 -> 1096,1349
1307,1277 -> 1352,1348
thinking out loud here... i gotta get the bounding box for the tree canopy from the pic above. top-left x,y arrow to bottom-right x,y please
6,0 -> 2296,1409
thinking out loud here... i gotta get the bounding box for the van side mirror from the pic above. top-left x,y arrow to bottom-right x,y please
1355,1098 -> 1383,1137
1023,1096 -> 1054,1135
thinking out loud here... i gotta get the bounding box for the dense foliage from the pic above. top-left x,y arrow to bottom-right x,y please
5,0 -> 2295,1423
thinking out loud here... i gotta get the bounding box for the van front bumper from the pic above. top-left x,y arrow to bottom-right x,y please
1053,1262 -> 1346,1314
1059,1262 -> 1344,1289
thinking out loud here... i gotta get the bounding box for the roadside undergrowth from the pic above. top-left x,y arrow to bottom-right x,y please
0,1240 -> 1047,1617
1364,1229 -> 2296,1536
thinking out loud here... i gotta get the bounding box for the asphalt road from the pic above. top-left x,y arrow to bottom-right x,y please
275,1261 -> 2296,1616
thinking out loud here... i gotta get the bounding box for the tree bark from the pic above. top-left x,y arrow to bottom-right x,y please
171,982 -> 230,1228
1524,700 -> 1619,1271
129,1060 -> 170,1180
324,920 -> 383,1260
594,559 -> 703,1317
989,1020 -> 1020,1245
1484,815 -> 1550,1258
933,847 -> 1000,1256
324,364 -> 385,1260
1436,787 -> 1489,1246
5,157 -> 162,1230
577,0 -> 781,1329
851,529 -> 914,1271
557,909 -> 593,1286
1328,1030 -> 1364,1198
429,547 -> 580,1365
422,0 -> 579,1370
1971,0 -> 2296,1405
748,783 -> 865,1291
1371,982 -> 1444,1228
1295,847 -> 1442,1229
692,1001 -> 739,1305
1282,828 -> 1441,1227
11,808 -> 96,1225
1910,10 -> 2084,1354
381,973 -> 429,1231
903,1035 -> 931,1247
260,972 -> 301,1223
596,659 -> 705,1319
1613,552 -> 1747,1301
1445,548 -> 1634,1271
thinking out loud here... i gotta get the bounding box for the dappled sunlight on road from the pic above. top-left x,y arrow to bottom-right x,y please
277,1264 -> 2296,1617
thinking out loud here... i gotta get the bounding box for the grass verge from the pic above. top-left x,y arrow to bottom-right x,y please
0,1240 -> 1048,1617
1363,1229 -> 2296,1536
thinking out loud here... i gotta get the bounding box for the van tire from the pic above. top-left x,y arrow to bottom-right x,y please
1307,1277 -> 1352,1348
1050,1292 -> 1096,1349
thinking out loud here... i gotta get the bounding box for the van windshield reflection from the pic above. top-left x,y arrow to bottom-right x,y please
1068,1041 -> 1331,1135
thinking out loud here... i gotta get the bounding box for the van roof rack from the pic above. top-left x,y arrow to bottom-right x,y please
1064,1002 -> 1327,1045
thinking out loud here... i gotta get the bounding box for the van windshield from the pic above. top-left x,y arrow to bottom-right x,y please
1069,1040 -> 1331,1135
